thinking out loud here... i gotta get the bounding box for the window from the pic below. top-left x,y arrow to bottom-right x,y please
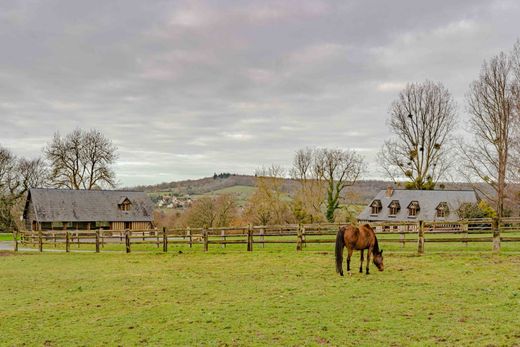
388,200 -> 400,216
436,202 -> 449,218
407,201 -> 420,217
370,200 -> 382,215
120,201 -> 131,211
118,197 -> 132,211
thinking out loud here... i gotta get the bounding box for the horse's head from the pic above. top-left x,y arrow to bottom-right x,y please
373,249 -> 384,271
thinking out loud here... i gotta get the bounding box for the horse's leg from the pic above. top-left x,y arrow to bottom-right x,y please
359,249 -> 364,273
346,247 -> 354,276
366,248 -> 371,275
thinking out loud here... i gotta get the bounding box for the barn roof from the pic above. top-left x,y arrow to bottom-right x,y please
357,189 -> 479,222
24,188 -> 154,222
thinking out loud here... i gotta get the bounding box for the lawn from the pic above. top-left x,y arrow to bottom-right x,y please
1,247 -> 519,346
0,233 -> 14,241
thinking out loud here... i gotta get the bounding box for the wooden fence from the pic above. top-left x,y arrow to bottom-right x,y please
13,217 -> 520,254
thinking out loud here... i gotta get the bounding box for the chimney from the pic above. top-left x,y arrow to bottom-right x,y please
385,186 -> 394,197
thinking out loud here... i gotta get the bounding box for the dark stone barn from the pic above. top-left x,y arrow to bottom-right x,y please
23,188 -> 155,231
358,187 -> 479,223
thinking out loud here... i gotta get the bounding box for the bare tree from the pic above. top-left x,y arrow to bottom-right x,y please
0,147 -> 18,196
314,148 -> 364,222
510,40 -> 520,183
291,148 -> 364,223
17,158 -> 49,194
244,165 -> 293,225
0,145 -> 49,231
45,129 -> 118,189
378,81 -> 457,189
181,194 -> 237,228
290,148 -> 326,223
215,194 -> 237,227
459,51 -> 516,218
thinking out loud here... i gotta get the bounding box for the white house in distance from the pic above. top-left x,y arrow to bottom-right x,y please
358,187 -> 479,229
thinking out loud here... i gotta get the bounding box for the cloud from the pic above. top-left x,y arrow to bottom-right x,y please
376,82 -> 407,92
0,0 -> 519,186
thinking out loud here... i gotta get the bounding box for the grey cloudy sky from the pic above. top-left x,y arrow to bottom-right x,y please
1,0 -> 519,186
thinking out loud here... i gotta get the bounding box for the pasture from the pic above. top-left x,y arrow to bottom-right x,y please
192,185 -> 258,206
1,245 -> 519,346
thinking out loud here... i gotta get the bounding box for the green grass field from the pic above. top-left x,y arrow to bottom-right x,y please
192,185 -> 258,206
1,245 -> 519,346
0,233 -> 14,241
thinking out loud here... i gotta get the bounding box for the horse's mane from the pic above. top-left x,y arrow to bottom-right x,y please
373,237 -> 380,254
362,224 -> 380,254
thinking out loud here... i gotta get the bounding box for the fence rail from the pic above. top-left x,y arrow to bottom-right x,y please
12,217 -> 520,254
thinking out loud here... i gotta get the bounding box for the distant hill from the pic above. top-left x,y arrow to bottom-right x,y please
132,174 -> 497,205
133,174 -> 256,196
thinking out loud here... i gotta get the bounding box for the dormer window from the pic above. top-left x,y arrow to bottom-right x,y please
118,197 -> 132,211
407,201 -> 420,217
436,202 -> 449,218
370,200 -> 382,215
388,200 -> 400,216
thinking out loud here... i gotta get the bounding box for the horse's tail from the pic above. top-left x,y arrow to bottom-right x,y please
335,227 -> 345,276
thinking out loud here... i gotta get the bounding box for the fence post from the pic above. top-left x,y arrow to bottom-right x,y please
95,229 -> 100,253
155,227 -> 159,248
162,227 -> 168,253
247,224 -> 253,252
188,227 -> 192,248
296,224 -> 303,251
221,229 -> 226,248
492,217 -> 500,253
417,220 -> 425,255
66,231 -> 70,253
203,226 -> 209,252
38,230 -> 43,252
125,229 -> 131,253
260,227 -> 265,248
462,221 -> 468,248
13,230 -> 18,252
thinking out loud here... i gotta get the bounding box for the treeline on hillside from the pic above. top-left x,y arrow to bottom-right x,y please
153,162 -> 499,230
132,175 -> 255,196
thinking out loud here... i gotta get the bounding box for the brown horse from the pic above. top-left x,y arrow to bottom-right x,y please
335,224 -> 384,276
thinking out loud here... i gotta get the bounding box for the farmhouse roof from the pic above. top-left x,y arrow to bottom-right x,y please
358,189 -> 478,222
24,188 -> 154,222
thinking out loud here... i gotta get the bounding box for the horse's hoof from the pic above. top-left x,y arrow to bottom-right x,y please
348,271 -> 352,277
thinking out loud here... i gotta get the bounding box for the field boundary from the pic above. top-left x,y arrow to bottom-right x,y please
11,217 -> 520,254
